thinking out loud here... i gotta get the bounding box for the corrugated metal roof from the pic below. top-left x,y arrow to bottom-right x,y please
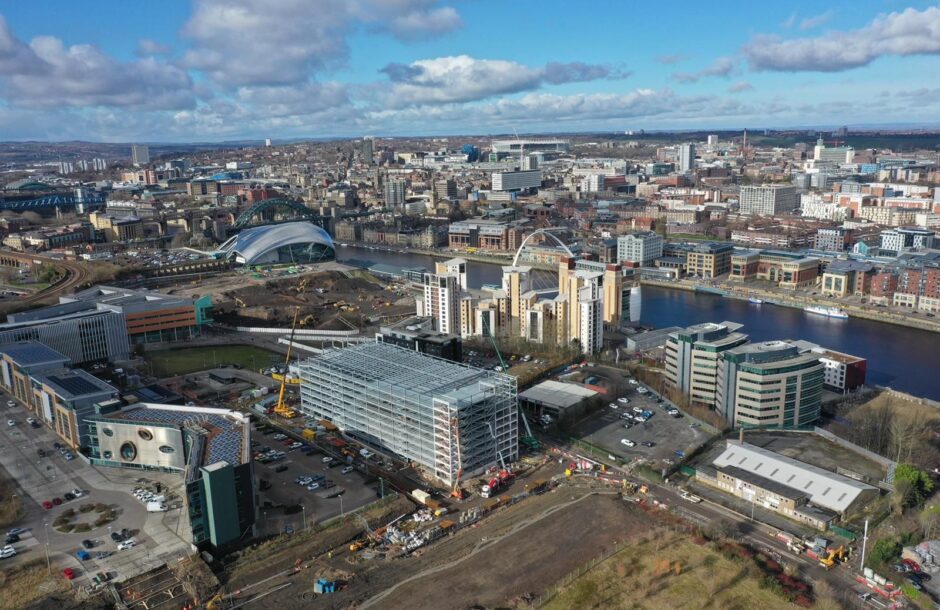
712,441 -> 876,513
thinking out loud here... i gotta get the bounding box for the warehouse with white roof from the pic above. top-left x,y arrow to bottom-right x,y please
696,440 -> 879,530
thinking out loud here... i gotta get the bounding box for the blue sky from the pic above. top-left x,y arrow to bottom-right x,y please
1,1 -> 939,141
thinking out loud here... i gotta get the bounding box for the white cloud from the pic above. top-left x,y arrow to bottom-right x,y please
744,6 -> 940,71
799,10 -> 833,31
136,38 -> 171,57
727,81 -> 753,93
672,57 -> 735,83
0,18 -> 194,111
182,0 -> 462,87
379,55 -> 627,106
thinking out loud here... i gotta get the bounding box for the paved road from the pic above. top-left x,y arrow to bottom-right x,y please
0,394 -> 191,588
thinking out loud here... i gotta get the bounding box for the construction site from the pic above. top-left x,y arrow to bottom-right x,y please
161,266 -> 417,332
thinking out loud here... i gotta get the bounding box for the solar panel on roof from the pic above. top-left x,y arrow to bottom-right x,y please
47,374 -> 104,396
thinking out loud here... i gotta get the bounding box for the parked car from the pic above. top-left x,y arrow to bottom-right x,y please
25,417 -> 36,425
62,567 -> 75,580
110,532 -> 123,543
64,492 -> 75,501
642,441 -> 655,447
608,403 -> 618,410
0,545 -> 16,559
81,539 -> 94,549
6,528 -> 25,537
6,420 -> 14,427
341,466 -> 354,475
71,489 -> 83,498
52,442 -> 62,450
5,401 -> 14,408
617,397 -> 630,405
52,497 -> 63,506
117,539 -> 136,551
4,534 -> 19,544
42,500 -> 53,510
37,449 -> 46,458
274,465 -> 289,473
620,439 -> 636,447
306,483 -> 320,491
63,453 -> 75,461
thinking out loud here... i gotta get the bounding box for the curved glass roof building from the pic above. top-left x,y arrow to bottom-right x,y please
218,222 -> 335,266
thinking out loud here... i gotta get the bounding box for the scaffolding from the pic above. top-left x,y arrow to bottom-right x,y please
298,342 -> 518,487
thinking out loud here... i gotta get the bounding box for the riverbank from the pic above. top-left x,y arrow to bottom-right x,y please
337,242 -> 555,270
640,278 -> 940,335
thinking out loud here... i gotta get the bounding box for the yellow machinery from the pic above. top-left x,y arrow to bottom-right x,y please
819,545 -> 845,569
274,310 -> 301,419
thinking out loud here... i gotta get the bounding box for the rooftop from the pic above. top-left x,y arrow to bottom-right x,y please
0,341 -> 70,368
301,342 -> 510,407
100,403 -> 248,468
37,369 -> 117,400
712,441 -> 876,513
519,380 -> 598,410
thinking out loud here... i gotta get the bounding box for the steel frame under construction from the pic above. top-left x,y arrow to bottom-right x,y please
298,342 -> 518,487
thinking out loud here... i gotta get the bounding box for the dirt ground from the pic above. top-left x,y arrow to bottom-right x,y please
363,492 -> 647,610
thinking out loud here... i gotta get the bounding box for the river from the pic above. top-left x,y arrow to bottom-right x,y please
336,245 -> 940,399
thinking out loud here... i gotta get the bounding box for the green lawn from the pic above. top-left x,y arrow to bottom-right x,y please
145,345 -> 283,377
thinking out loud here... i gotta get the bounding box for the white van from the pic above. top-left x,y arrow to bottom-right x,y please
146,501 -> 167,512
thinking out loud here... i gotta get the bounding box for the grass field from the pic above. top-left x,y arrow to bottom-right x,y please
543,533 -> 799,610
0,559 -> 67,610
145,345 -> 282,377
0,469 -> 22,530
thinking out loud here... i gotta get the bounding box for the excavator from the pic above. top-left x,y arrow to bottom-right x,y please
274,308 -> 301,419
819,545 -> 846,570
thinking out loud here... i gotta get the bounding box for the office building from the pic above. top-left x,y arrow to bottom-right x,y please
434,178 -> 458,200
730,250 -> 820,289
0,342 -> 72,404
491,169 -> 542,192
360,138 -> 374,165
377,317 -> 462,362
814,227 -> 854,252
698,440 -> 879,529
264,138 -> 272,147
880,227 -> 935,254
423,272 -> 460,335
89,211 -> 143,242
813,138 -> 854,164
686,242 -> 733,278
739,185 -> 798,216
384,179 -> 406,208
580,174 -> 605,193
678,143 -> 696,173
796,343 -> 867,393
131,144 -> 150,166
617,231 -> 663,266
86,403 -> 255,552
664,322 -> 748,406
0,309 -> 130,364
707,135 -> 719,148
298,342 -> 518,487
521,154 -> 539,171
716,340 -> 824,428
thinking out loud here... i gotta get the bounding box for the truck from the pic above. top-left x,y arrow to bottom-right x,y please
480,470 -> 515,499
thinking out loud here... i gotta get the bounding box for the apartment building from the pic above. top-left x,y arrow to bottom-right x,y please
739,185 -> 798,216
685,242 -> 733,278
616,231 -> 663,266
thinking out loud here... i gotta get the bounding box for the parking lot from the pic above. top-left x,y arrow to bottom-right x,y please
571,380 -> 711,467
0,394 -> 191,588
250,423 -> 382,536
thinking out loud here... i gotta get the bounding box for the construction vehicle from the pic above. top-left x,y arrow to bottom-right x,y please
480,470 -> 515,499
274,307 -> 301,419
449,416 -> 466,499
205,592 -> 224,609
819,545 -> 846,570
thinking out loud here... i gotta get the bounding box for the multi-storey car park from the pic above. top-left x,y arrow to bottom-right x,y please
298,342 -> 518,488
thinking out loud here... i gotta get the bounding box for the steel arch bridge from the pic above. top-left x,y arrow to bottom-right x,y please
511,227 -> 576,267
232,198 -> 326,230
0,193 -> 107,212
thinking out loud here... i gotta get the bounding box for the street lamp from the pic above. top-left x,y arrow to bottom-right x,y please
301,506 -> 307,531
339,494 -> 344,518
42,520 -> 51,573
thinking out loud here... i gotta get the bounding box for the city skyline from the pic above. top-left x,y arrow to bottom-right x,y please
1,1 -> 940,141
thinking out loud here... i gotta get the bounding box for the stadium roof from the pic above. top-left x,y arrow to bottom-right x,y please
216,221 -> 334,265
